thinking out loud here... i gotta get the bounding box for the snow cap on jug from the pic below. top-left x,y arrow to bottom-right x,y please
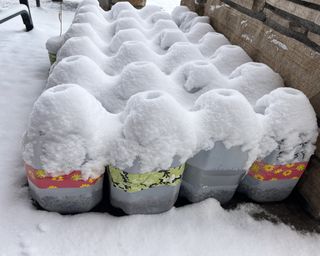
23,84 -> 121,179
255,87 -> 318,163
109,90 -> 196,172
193,89 -> 263,170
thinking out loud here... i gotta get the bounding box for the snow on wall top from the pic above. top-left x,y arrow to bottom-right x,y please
23,0 -> 318,178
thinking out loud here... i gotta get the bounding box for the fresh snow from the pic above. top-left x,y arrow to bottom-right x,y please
23,1 -> 302,176
256,88 -> 318,163
0,1 -> 320,255
0,4 -> 29,20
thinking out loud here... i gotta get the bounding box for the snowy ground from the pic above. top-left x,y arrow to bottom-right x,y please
0,1 -> 320,255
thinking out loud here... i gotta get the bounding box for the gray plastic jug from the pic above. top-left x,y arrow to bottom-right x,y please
239,142 -> 310,202
180,141 -> 248,204
25,137 -> 103,214
108,158 -> 184,215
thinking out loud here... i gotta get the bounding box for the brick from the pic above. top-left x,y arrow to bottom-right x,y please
308,31 -> 320,45
266,0 -> 320,27
112,0 -> 146,7
253,0 -> 266,12
298,157 -> 320,219
181,0 -> 197,10
264,8 -> 291,28
226,0 -> 265,11
181,0 -> 206,15
290,23 -> 308,34
204,0 -> 320,117
98,0 -> 110,10
302,0 -> 320,5
230,0 -> 255,10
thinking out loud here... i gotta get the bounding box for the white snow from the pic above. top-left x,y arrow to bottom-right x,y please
1,1 -> 320,255
23,84 -> 122,179
271,39 -> 288,51
22,0 -> 318,176
255,88 -> 318,163
0,4 -> 29,20
241,33 -> 253,43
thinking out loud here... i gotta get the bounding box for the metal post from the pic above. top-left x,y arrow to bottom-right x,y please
19,0 -> 34,30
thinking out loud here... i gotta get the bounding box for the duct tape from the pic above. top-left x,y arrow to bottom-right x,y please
248,161 -> 308,181
25,164 -> 102,189
109,164 -> 185,193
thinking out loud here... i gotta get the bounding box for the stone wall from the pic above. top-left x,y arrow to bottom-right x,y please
181,0 -> 320,217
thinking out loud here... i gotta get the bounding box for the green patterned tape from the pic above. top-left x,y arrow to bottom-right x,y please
109,164 -> 185,193
48,52 -> 56,65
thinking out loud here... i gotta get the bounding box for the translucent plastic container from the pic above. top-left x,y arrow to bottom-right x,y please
48,52 -> 56,65
25,164 -> 103,214
238,87 -> 318,202
238,147 -> 309,202
46,35 -> 62,65
24,134 -> 103,214
108,161 -> 185,215
180,141 -> 248,204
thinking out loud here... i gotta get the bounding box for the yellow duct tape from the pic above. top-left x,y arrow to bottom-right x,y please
109,164 -> 185,193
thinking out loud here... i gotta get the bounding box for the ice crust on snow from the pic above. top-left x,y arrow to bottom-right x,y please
23,0 -> 318,177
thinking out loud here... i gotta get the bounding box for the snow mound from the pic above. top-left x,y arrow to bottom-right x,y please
46,0 -> 210,55
23,86 -> 262,175
255,88 -> 318,163
23,1 -> 318,178
23,84 -> 121,179
109,91 -> 197,171
47,55 -> 282,114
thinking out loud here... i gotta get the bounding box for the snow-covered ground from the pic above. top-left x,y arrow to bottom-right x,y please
0,1 -> 320,255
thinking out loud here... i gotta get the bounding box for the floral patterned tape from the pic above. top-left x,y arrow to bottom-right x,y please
248,161 -> 308,181
109,164 -> 185,193
48,52 -> 56,65
25,164 -> 102,189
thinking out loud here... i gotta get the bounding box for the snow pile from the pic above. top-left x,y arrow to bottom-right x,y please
256,88 -> 318,163
110,89 -> 262,171
110,91 -> 196,170
47,55 -> 283,113
23,0 -> 318,178
23,86 -> 262,175
193,89 -> 262,169
46,0 -> 193,55
23,84 -> 121,179
2,3 -> 320,255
